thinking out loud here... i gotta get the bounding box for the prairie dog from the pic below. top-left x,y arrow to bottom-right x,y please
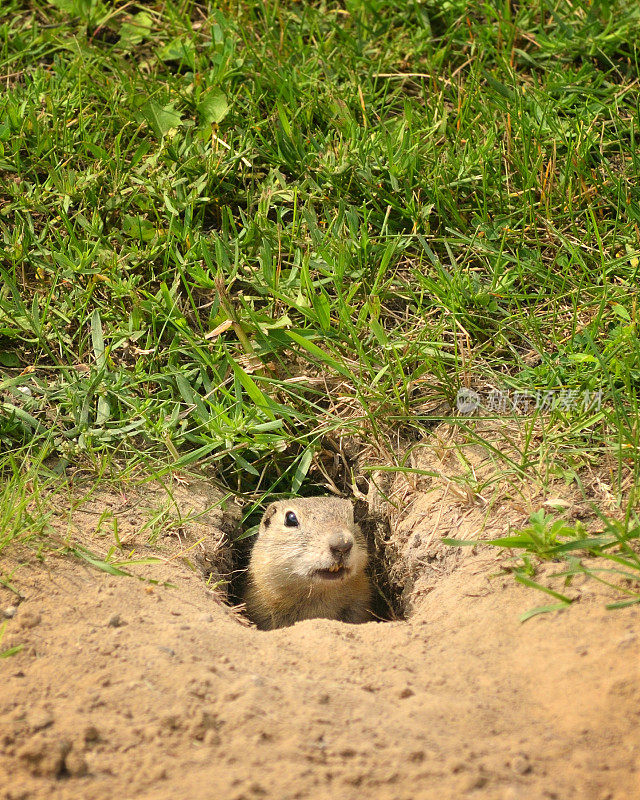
244,497 -> 371,630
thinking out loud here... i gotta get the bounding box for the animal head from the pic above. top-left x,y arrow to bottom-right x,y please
255,497 -> 368,589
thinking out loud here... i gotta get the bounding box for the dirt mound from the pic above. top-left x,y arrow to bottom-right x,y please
371,421 -> 618,616
1,466 -> 638,800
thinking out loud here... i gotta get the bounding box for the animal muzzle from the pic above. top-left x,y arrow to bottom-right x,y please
309,532 -> 355,580
328,532 -> 354,562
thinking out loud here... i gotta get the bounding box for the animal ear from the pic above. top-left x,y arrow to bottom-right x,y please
262,503 -> 278,529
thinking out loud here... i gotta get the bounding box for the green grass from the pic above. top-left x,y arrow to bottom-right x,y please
0,447 -> 59,554
2,1 -> 640,578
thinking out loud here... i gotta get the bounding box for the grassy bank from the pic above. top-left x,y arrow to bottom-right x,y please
2,1 -> 640,559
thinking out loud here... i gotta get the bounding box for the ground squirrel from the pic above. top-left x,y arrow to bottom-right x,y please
244,497 -> 371,630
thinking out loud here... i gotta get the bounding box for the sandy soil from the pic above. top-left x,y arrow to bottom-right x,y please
1,458 -> 639,800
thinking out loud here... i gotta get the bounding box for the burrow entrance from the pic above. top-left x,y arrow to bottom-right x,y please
57,442 -> 484,629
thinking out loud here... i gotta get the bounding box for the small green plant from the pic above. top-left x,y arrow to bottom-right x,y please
444,509 -> 640,619
0,621 -> 22,659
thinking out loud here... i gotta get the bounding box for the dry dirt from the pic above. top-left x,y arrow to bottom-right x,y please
1,436 -> 639,800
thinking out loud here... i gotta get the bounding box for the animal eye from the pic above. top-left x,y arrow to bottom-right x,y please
284,510 -> 299,527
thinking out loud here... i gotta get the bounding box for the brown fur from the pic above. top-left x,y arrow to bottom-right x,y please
244,497 -> 371,630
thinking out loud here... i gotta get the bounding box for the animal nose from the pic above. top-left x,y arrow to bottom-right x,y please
329,534 -> 353,558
